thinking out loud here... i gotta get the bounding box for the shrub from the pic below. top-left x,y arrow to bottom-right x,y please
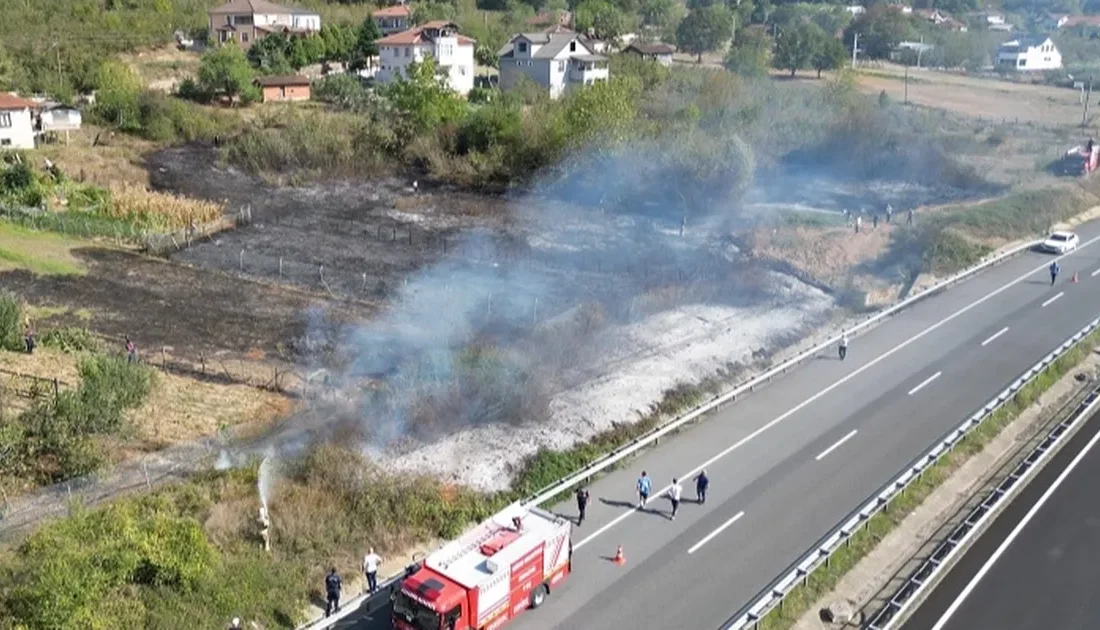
0,291 -> 23,351
39,327 -> 102,353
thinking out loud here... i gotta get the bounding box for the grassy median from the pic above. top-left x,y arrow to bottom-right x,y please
754,328 -> 1100,629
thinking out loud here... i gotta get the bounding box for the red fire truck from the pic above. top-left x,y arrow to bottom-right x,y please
392,503 -> 572,630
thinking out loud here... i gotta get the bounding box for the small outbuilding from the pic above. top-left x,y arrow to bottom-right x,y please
255,75 -> 312,103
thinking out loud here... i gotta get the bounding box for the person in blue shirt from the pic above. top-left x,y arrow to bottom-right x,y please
1050,261 -> 1060,286
637,471 -> 652,508
324,568 -> 342,617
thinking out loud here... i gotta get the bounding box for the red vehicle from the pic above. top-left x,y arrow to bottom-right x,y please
393,503 -> 572,630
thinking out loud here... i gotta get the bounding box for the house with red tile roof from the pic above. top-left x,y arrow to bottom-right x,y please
373,5 -> 413,35
207,0 -> 320,49
0,93 -> 37,150
375,21 -> 477,95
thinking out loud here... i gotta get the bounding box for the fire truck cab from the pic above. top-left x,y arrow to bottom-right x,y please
393,503 -> 572,630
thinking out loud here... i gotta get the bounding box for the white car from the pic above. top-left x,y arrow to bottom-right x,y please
1039,231 -> 1080,254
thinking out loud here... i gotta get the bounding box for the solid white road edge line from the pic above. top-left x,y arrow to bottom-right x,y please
1042,292 -> 1064,308
815,430 -> 859,462
687,511 -> 746,555
908,371 -> 943,396
981,327 -> 1010,347
573,234 -> 1100,551
929,423 -> 1100,630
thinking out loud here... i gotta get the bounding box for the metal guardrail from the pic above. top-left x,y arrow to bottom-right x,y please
719,314 -> 1100,630
299,561 -> 422,630
519,238 -> 1040,509
864,380 -> 1100,630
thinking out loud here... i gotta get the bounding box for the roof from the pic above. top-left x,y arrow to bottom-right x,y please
376,21 -> 475,46
373,5 -> 411,18
499,32 -> 595,60
1063,15 -> 1100,27
423,503 -> 568,589
208,0 -> 317,16
573,54 -> 607,62
0,93 -> 36,110
255,75 -> 311,87
625,42 -> 675,55
1001,36 -> 1053,50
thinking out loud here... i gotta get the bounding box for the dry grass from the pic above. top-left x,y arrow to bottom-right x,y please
106,183 -> 224,230
31,125 -> 157,188
119,44 -> 202,92
750,223 -> 893,285
0,347 -> 292,449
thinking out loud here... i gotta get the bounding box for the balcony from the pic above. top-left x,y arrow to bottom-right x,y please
567,56 -> 609,85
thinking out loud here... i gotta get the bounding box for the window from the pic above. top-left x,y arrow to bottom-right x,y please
404,47 -> 410,57
527,60 -> 532,66
518,42 -> 527,53
0,139 -> 10,146
0,113 -> 11,128
242,32 -> 249,42
569,41 -> 576,52
558,61 -> 564,72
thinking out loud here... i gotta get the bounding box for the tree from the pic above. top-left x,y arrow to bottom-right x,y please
811,31 -> 848,78
413,2 -> 458,24
385,56 -> 467,137
724,26 -> 772,77
247,35 -> 294,74
92,61 -> 142,131
844,5 -> 914,59
574,0 -> 632,42
639,0 -> 680,27
349,16 -> 383,71
773,22 -> 819,76
197,44 -> 259,104
319,24 -> 357,62
676,5 -> 735,63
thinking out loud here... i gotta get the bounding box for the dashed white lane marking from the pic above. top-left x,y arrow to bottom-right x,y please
908,371 -> 942,396
1042,292 -> 1064,308
981,327 -> 1009,347
687,511 -> 745,555
815,430 -> 859,462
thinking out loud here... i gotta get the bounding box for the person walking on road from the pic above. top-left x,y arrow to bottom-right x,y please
637,471 -> 652,508
576,487 -> 590,525
907,210 -> 914,225
1050,260 -> 1060,286
362,548 -> 383,595
325,568 -> 342,617
694,469 -> 709,504
668,478 -> 683,520
839,333 -> 849,361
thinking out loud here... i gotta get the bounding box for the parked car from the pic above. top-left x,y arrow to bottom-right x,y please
1038,230 -> 1080,254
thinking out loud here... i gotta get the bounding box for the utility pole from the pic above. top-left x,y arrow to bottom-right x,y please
1084,75 -> 1094,127
851,32 -> 859,68
904,65 -> 908,104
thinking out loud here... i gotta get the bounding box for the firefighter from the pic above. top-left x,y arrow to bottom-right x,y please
325,568 -> 342,617
576,487 -> 590,526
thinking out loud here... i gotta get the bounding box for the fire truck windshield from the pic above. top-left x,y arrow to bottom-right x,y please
393,591 -> 442,630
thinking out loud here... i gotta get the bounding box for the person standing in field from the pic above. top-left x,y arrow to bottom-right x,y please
362,548 -> 383,595
125,337 -> 136,363
637,471 -> 652,508
668,478 -> 683,520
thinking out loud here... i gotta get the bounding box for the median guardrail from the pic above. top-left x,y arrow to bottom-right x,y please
864,381 -> 1100,629
719,314 -> 1100,630
520,238 -> 1041,509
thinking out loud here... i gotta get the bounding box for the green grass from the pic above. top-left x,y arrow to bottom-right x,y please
0,222 -> 88,276
754,328 -> 1100,629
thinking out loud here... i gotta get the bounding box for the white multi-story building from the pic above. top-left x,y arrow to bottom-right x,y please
208,0 -> 321,49
997,36 -> 1062,71
375,21 -> 476,96
0,94 -> 36,150
497,32 -> 609,99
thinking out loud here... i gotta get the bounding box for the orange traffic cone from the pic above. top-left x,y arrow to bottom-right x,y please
1074,271 -> 1079,283
614,545 -> 625,566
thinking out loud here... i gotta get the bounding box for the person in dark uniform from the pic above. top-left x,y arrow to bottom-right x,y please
694,469 -> 710,504
576,487 -> 590,525
325,568 -> 342,617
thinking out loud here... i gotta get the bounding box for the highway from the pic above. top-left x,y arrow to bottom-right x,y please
901,393 -> 1100,630
341,220 -> 1100,630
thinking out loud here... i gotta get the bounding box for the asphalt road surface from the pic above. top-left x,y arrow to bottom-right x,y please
901,392 -> 1100,630
341,221 -> 1100,630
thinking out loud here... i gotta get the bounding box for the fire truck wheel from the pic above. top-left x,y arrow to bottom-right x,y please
529,584 -> 549,609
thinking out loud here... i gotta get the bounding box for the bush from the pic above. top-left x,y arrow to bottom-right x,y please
39,327 -> 102,353
0,291 -> 23,352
